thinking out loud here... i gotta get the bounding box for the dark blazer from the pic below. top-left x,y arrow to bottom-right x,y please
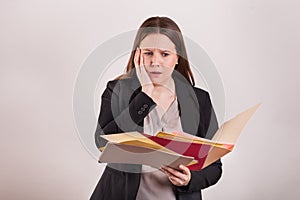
90,71 -> 222,200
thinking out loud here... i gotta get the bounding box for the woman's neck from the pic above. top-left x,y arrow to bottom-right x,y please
153,78 -> 175,94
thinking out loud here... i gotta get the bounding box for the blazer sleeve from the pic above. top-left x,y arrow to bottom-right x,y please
175,90 -> 222,193
94,80 -> 156,148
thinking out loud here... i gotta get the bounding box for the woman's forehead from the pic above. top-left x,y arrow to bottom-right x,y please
140,33 -> 176,53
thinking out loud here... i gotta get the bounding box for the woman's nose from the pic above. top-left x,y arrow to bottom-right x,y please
151,54 -> 160,67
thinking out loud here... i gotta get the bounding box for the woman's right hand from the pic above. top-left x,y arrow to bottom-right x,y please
134,47 -> 176,112
134,47 -> 154,97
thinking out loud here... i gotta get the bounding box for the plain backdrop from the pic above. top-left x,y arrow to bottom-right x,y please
1,0 -> 299,199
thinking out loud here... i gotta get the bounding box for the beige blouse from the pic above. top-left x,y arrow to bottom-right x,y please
136,97 -> 183,200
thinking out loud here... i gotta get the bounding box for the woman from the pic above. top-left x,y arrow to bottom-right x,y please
91,16 -> 222,200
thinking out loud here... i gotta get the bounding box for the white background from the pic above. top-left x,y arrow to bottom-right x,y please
1,0 -> 299,199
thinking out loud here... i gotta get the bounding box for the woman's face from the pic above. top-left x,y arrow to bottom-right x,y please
139,33 -> 178,85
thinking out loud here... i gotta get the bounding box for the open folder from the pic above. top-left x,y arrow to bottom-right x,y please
98,103 -> 260,170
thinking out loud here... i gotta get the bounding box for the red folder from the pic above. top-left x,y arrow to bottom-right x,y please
99,104 -> 260,170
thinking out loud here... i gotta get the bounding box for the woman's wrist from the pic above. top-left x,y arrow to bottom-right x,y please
141,85 -> 154,98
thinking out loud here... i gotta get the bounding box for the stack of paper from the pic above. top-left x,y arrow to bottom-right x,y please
98,104 -> 260,170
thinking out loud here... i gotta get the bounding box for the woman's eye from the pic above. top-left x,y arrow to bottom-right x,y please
144,52 -> 152,56
162,53 -> 169,57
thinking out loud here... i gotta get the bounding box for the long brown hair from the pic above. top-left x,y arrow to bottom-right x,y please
118,16 -> 195,86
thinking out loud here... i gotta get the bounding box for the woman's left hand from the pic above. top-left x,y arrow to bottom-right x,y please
161,165 -> 191,186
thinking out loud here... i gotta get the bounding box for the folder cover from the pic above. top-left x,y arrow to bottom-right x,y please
98,104 -> 260,170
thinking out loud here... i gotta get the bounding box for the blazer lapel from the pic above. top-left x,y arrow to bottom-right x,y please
173,72 -> 200,136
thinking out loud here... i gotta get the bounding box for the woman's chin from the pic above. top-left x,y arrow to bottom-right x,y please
150,78 -> 165,86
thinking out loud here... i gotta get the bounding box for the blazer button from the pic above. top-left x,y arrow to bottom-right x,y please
143,104 -> 148,108
138,111 -> 143,115
141,107 -> 145,111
